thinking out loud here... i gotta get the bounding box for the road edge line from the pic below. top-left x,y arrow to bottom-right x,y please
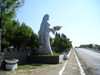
59,48 -> 72,75
74,49 -> 86,75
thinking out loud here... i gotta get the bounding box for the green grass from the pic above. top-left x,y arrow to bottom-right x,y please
17,64 -> 49,70
0,64 -> 50,71
0,70 -> 6,72
38,54 -> 61,56
17,65 -> 36,70
38,51 -> 63,56
0,65 -> 39,71
0,69 -> 11,72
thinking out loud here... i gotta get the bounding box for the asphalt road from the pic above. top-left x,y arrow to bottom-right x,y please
75,48 -> 100,75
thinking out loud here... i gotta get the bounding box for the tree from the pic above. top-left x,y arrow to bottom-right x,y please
1,20 -> 40,51
0,0 -> 24,50
0,0 -> 24,28
0,0 -> 24,48
52,33 -> 72,53
28,32 -> 40,49
1,0 -> 41,54
1,20 -> 19,50
13,22 -> 33,49
89,44 -> 93,48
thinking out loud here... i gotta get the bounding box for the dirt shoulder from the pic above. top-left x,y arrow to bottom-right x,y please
0,60 -> 66,75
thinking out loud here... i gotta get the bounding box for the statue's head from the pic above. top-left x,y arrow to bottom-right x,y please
43,14 -> 49,21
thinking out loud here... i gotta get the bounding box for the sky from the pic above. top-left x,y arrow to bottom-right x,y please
16,0 -> 100,47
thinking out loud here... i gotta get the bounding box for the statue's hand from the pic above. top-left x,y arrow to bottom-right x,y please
53,26 -> 62,31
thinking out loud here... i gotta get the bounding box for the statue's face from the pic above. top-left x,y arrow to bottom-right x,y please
43,14 -> 49,21
47,16 -> 49,21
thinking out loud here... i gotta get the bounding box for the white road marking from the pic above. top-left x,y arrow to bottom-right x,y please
74,49 -> 86,75
59,49 -> 71,75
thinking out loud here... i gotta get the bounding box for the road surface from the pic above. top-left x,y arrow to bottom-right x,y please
75,48 -> 100,75
62,49 -> 81,75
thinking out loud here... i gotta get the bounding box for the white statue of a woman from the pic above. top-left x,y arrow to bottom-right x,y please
38,14 -> 61,55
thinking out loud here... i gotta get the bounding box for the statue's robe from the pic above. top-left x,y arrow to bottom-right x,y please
38,14 -> 55,55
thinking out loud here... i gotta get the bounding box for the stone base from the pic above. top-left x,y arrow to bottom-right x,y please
6,63 -> 18,70
27,55 -> 64,64
5,59 -> 18,70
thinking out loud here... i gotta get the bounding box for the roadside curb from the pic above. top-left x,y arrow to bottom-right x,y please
74,49 -> 86,75
59,49 -> 72,75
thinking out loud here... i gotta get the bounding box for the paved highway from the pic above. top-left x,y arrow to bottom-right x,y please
75,48 -> 100,75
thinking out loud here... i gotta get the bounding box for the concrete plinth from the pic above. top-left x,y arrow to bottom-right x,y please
27,54 -> 64,64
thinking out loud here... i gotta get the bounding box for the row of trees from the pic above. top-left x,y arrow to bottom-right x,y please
1,20 -> 40,51
0,0 -> 39,51
79,44 -> 100,50
88,44 -> 100,50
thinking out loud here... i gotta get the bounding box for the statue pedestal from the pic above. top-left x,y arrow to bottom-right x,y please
28,54 -> 64,64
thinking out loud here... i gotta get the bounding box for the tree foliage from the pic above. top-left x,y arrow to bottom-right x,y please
1,20 -> 40,51
51,33 -> 72,53
0,0 -> 24,28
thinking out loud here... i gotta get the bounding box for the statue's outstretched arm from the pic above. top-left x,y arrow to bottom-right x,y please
49,28 -> 56,35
